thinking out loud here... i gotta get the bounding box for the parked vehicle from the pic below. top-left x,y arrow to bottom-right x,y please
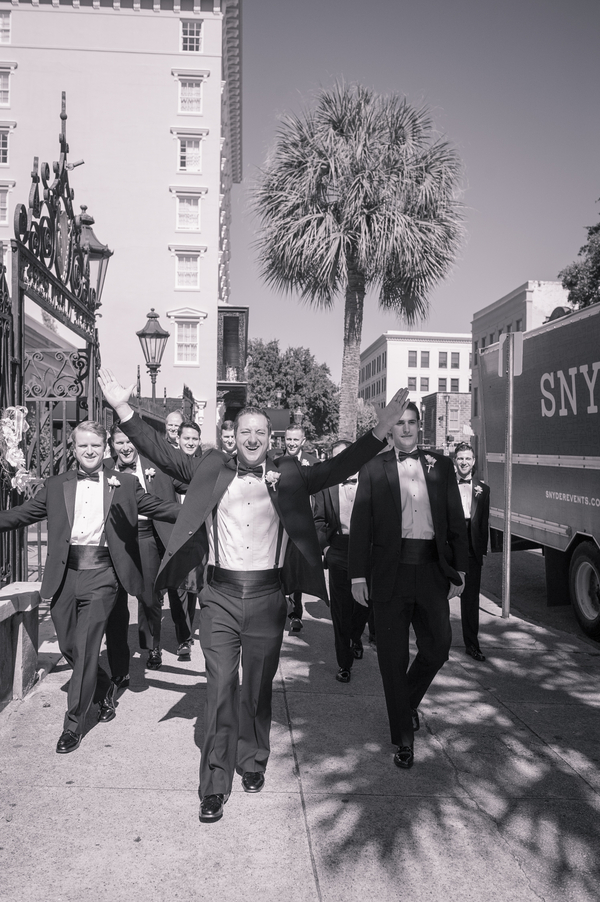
478,303 -> 600,638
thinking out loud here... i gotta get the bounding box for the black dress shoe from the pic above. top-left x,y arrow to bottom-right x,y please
199,794 -> 227,823
146,648 -> 162,670
411,708 -> 420,732
289,617 -> 303,632
336,668 -> 351,683
394,745 -> 414,769
177,641 -> 191,659
56,730 -> 82,754
241,771 -> 265,793
351,640 -> 364,659
465,645 -> 486,662
98,686 -> 117,723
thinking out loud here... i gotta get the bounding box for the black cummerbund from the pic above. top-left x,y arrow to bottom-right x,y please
399,538 -> 438,566
207,565 -> 282,598
137,519 -> 155,538
68,545 -> 113,571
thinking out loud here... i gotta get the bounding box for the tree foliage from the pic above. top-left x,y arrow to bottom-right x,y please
252,82 -> 464,438
355,398 -> 379,438
558,207 -> 600,309
246,338 -> 339,440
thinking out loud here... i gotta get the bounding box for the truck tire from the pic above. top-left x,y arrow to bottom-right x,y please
569,543 -> 600,640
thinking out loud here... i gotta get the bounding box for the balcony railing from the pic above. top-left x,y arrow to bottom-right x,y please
217,365 -> 247,384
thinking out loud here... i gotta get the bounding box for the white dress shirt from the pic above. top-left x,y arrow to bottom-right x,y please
458,479 -> 472,519
71,472 -> 105,546
397,451 -> 434,540
207,467 -> 288,570
338,479 -> 358,535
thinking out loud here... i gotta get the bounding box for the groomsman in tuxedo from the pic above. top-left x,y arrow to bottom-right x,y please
165,410 -> 184,447
454,442 -> 490,662
313,440 -> 370,683
98,367 -> 409,823
104,424 -> 181,685
220,420 -> 236,455
0,422 -> 180,753
350,402 -> 468,770
283,424 -> 318,631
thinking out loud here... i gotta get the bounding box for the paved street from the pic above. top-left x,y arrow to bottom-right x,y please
1,590 -> 600,902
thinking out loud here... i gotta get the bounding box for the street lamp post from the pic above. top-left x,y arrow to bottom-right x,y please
136,309 -> 170,403
443,394 -> 450,455
293,407 -> 303,426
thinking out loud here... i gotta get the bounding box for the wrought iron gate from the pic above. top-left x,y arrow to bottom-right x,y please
0,95 -> 111,586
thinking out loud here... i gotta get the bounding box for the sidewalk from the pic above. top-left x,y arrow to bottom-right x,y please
1,592 -> 600,902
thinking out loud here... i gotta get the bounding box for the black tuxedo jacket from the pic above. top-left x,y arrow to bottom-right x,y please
313,485 -> 352,570
348,449 -> 469,603
119,413 -> 387,599
0,465 -> 180,598
466,477 -> 490,565
114,454 -> 180,548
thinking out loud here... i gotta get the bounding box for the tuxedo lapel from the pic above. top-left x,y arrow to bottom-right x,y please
331,484 -> 341,530
103,466 -> 117,524
209,460 -> 237,515
63,471 -> 77,529
383,453 -> 402,524
421,453 -> 440,527
471,481 -> 480,522
265,458 -> 283,522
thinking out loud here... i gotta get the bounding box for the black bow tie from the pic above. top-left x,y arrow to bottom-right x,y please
459,478 -> 472,484
77,469 -> 100,482
119,462 -> 137,472
343,477 -> 358,485
397,450 -> 419,462
237,464 -> 263,480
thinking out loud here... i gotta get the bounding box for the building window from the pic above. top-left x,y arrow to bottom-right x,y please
420,377 -> 429,392
438,378 -> 447,392
408,350 -> 417,368
421,351 -> 430,368
178,138 -> 202,173
0,12 -> 10,44
473,387 -> 479,417
179,79 -> 203,114
175,320 -> 199,363
451,378 -> 459,392
0,187 -> 7,223
506,323 -> 512,333
451,352 -> 459,369
181,20 -> 202,53
473,341 -> 478,364
439,351 -> 447,368
489,332 -> 495,344
408,377 -> 417,391
383,351 -> 386,368
449,407 -> 459,429
175,254 -> 200,289
177,195 -> 200,230
382,375 -> 386,392
516,319 -> 522,332
0,72 -> 9,106
0,130 -> 8,165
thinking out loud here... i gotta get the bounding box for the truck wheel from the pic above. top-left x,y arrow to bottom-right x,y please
569,543 -> 600,640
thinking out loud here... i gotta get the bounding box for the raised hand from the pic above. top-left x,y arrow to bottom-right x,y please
372,387 -> 410,441
98,368 -> 136,419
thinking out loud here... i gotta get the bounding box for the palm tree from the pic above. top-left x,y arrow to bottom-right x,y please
252,83 -> 464,439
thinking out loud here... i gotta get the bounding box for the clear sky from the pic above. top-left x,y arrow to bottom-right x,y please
229,0 -> 600,382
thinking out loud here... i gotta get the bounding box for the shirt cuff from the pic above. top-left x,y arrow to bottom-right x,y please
120,410 -> 134,424
351,578 -> 367,585
371,429 -> 387,445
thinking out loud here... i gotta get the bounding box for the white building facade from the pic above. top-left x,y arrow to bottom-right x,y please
470,280 -> 568,452
359,330 -> 472,411
0,0 -> 241,442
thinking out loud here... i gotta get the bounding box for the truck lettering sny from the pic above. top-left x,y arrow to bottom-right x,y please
478,303 -> 600,638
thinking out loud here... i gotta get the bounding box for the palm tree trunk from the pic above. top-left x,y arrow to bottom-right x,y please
338,264 -> 365,440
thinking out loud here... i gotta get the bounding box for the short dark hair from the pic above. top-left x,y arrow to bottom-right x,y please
178,420 -> 201,438
234,407 -> 272,435
332,439 -> 352,453
108,422 -> 128,450
454,442 -> 474,456
221,419 -> 235,432
405,401 -> 420,420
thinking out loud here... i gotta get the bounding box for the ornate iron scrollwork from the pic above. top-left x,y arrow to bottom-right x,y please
24,348 -> 89,400
12,93 -> 101,324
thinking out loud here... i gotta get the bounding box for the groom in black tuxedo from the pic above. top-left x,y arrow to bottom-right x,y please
99,367 -> 409,824
350,402 -> 468,770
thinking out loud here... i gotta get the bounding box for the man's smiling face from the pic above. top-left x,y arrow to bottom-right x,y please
74,429 -> 106,473
235,413 -> 270,467
112,429 -> 137,468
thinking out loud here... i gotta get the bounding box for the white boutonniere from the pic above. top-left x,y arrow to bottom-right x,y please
424,455 -> 436,473
474,485 -> 482,497
301,459 -> 311,467
265,471 -> 281,491
107,475 -> 121,491
145,468 -> 156,480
